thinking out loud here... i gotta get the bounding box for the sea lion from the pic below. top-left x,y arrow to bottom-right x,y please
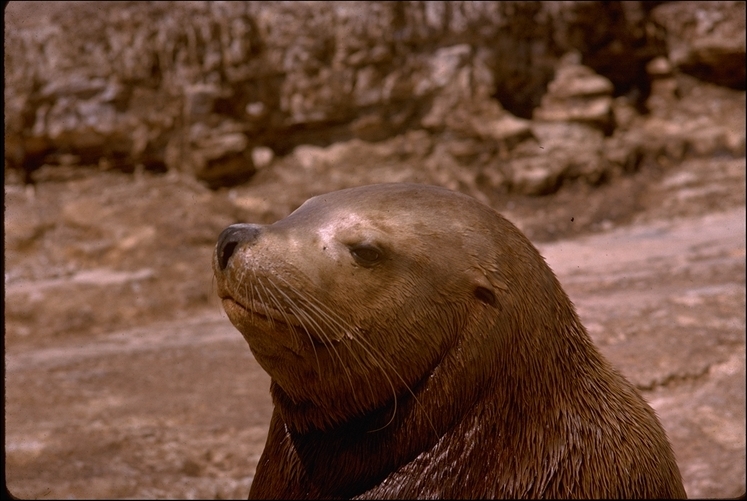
213,183 -> 686,499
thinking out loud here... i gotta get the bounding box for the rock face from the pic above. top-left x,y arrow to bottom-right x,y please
652,0 -> 746,89
5,1 -> 744,191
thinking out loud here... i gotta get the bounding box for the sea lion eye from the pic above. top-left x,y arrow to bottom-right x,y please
349,244 -> 383,267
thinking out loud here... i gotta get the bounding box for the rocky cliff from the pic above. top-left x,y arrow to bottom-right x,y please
5,1 -> 745,193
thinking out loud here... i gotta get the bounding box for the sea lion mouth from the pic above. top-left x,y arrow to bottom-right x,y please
220,294 -> 301,329
219,293 -> 342,349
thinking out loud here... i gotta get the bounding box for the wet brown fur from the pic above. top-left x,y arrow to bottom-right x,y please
212,183 -> 687,499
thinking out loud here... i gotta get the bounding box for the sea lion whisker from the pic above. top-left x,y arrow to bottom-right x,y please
211,275 -> 224,315
233,264 -> 252,323
262,276 -> 329,378
262,278 -> 304,348
271,275 -> 376,397
248,268 -> 258,328
346,331 -> 438,436
294,301 -> 376,400
274,270 -> 436,434
271,274 -> 359,356
265,276 -> 362,395
244,280 -> 257,328
250,269 -> 272,330
252,276 -> 277,331
285,302 -> 325,375
273,274 -> 354,338
234,266 -> 253,326
267,275 -> 398,419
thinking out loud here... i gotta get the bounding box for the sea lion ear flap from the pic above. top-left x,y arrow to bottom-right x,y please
469,268 -> 509,308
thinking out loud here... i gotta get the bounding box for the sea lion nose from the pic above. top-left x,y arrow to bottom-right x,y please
216,224 -> 262,271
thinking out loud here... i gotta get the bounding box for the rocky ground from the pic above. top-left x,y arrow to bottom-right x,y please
5,153 -> 745,499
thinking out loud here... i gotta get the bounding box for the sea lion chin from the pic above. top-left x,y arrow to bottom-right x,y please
213,182 -> 687,499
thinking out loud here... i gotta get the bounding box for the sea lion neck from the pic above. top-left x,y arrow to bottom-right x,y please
267,342 -> 475,436
262,353 -> 486,499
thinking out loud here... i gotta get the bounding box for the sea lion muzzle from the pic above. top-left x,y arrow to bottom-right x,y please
216,223 -> 262,271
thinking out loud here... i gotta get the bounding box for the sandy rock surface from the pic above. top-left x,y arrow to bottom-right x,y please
5,157 -> 745,499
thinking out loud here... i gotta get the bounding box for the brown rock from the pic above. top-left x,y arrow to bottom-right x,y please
652,1 -> 746,89
3,1 -> 744,198
534,53 -> 616,134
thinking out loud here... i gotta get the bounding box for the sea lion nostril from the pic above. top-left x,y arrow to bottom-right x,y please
219,241 -> 239,270
216,224 -> 262,270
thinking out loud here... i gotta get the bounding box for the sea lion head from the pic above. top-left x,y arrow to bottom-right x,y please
213,183 -> 560,433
